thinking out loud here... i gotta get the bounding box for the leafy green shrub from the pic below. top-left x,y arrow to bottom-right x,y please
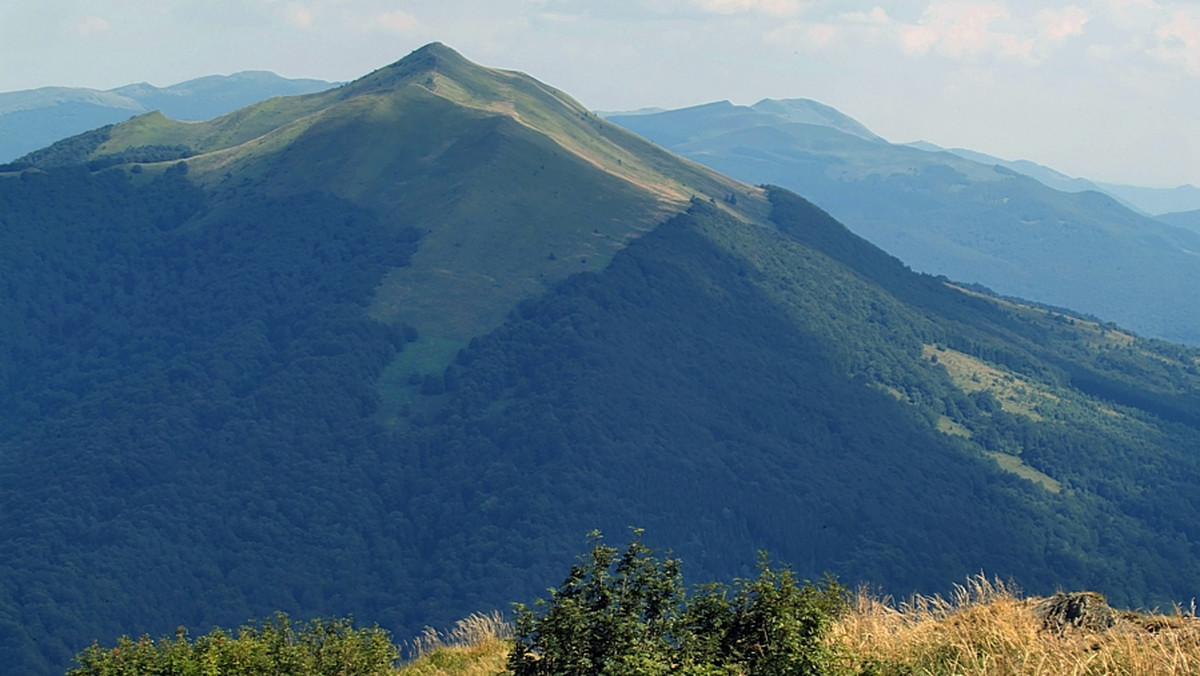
509,530 -> 847,676
67,613 -> 398,676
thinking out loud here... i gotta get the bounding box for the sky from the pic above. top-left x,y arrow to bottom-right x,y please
1,0 -> 1198,188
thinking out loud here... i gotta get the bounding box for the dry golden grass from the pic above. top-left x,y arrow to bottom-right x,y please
398,611 -> 512,676
922,344 -> 1057,422
393,582 -> 1200,676
830,575 -> 1200,676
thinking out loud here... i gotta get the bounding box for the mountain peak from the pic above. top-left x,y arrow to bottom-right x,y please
751,98 -> 882,142
346,42 -> 476,95
390,41 -> 472,72
408,41 -> 462,60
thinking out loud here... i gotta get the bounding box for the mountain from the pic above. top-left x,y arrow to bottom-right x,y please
6,44 -> 1200,674
911,143 -> 1106,195
608,102 -> 1200,346
918,141 -> 1200,216
1157,208 -> 1200,234
1095,182 -> 1200,217
0,72 -> 335,163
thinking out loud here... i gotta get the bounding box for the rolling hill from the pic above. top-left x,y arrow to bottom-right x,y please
608,101 -> 1200,346
5,44 -> 1200,675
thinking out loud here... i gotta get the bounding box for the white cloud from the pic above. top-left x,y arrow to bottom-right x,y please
898,22 -> 940,55
897,2 -> 1012,58
889,1 -> 1094,64
1150,8 -> 1200,73
763,6 -> 894,51
73,15 -> 111,37
692,0 -> 804,17
804,22 -> 838,48
1036,5 -> 1089,41
840,7 -> 890,25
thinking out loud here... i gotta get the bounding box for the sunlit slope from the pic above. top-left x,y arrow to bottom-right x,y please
35,43 -> 760,216
25,43 -> 766,415
610,102 -> 1200,346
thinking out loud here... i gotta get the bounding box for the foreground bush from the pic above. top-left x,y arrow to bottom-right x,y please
68,613 -> 397,676
508,530 -> 848,676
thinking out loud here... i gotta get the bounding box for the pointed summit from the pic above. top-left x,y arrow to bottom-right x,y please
342,42 -> 476,95
397,41 -> 472,69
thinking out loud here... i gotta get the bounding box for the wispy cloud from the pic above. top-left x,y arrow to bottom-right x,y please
764,1 -> 1092,65
1036,5 -> 1089,41
897,2 -> 1027,59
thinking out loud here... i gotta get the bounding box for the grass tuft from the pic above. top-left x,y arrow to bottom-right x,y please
400,612 -> 512,676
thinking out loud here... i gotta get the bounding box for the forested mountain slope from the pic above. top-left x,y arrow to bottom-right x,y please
4,44 -> 1200,674
609,102 -> 1200,346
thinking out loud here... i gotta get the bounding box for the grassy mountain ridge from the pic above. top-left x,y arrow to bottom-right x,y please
608,102 -> 1200,346
0,73 -> 335,165
5,44 -> 1200,674
18,43 -> 764,422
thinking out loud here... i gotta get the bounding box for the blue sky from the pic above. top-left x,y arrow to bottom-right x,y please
2,0 -> 1198,187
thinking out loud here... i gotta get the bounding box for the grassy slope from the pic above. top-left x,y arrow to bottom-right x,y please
400,587 -> 1200,676
55,43 -> 770,421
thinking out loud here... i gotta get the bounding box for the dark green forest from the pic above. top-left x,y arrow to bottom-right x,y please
0,165 -> 425,672
4,161 -> 1200,674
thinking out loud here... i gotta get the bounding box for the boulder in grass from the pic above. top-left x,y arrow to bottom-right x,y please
1032,592 -> 1117,633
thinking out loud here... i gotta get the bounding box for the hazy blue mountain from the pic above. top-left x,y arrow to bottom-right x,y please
609,101 -> 1200,346
1156,208 -> 1200,234
916,142 -> 1200,216
8,45 -> 1200,674
0,72 -> 334,162
918,144 -> 1105,195
1096,182 -> 1200,217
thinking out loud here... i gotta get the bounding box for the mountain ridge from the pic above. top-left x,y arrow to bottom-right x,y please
5,44 -> 1200,675
0,71 -> 335,164
912,140 -> 1200,215
608,101 -> 1200,346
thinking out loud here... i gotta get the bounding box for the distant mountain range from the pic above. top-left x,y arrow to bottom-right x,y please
608,101 -> 1200,346
0,72 -> 335,162
7,46 -> 1200,675
909,141 -> 1200,216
